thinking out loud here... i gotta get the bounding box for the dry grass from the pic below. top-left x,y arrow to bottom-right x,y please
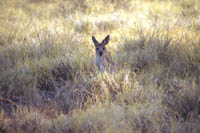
0,0 -> 200,132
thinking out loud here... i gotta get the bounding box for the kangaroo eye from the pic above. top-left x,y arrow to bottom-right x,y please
96,48 -> 99,50
103,47 -> 105,50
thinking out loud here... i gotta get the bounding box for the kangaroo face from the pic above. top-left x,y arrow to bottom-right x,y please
92,35 -> 110,57
95,44 -> 106,56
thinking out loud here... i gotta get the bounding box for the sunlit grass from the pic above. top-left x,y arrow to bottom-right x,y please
0,0 -> 200,132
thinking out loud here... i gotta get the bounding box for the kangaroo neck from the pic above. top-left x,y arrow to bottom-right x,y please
96,54 -> 106,62
96,54 -> 106,71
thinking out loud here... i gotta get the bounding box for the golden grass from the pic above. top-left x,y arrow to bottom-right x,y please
0,0 -> 200,132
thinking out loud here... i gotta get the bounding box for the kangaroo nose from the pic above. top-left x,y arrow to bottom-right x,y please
99,51 -> 103,56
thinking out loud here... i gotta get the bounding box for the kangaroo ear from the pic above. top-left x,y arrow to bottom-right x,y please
102,35 -> 110,45
92,36 -> 98,46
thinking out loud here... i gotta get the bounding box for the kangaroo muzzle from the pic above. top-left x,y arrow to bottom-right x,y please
99,51 -> 103,56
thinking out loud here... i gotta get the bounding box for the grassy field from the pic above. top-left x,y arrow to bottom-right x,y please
0,0 -> 200,132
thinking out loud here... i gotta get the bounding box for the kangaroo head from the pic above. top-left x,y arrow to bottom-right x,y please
92,35 -> 110,57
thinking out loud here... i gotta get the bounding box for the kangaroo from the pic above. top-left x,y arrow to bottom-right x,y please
92,35 -> 115,72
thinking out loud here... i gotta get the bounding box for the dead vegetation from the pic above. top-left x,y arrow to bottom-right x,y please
0,0 -> 200,132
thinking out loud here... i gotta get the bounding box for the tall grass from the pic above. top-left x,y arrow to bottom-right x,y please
0,0 -> 200,132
